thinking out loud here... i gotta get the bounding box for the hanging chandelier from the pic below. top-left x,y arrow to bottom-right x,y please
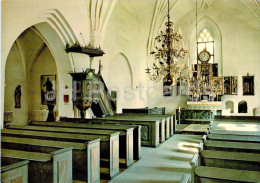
146,0 -> 189,85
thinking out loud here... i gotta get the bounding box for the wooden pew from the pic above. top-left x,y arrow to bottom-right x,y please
1,136 -> 100,183
30,121 -> 137,166
59,117 -> 141,160
194,166 -> 260,183
191,150 -> 260,171
1,129 -> 119,179
202,140 -> 260,153
203,133 -> 260,143
119,113 -> 175,138
1,160 -> 29,183
102,115 -> 165,144
1,148 -> 73,183
208,129 -> 260,136
8,124 -> 126,169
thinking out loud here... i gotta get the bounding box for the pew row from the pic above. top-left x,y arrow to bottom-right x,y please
201,140 -> 260,153
101,115 -> 166,144
8,124 -> 132,168
30,121 -> 137,165
1,136 -> 100,183
1,129 -> 119,179
1,160 -> 29,183
202,134 -> 260,143
191,150 -> 260,171
60,117 -> 160,147
2,148 -> 73,183
120,113 -> 175,137
194,166 -> 260,183
59,118 -> 141,160
207,129 -> 260,136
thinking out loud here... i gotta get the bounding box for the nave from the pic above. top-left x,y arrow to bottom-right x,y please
109,134 -> 201,183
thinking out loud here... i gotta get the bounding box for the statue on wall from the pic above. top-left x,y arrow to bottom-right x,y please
14,85 -> 21,108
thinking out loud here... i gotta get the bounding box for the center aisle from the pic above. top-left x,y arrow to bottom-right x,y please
109,134 -> 202,183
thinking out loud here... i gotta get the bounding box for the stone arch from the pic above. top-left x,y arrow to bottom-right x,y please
226,100 -> 234,113
238,100 -> 248,113
2,9 -> 79,126
189,15 -> 223,76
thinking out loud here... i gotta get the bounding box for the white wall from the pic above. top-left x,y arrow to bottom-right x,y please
29,47 -> 58,120
4,44 -> 29,125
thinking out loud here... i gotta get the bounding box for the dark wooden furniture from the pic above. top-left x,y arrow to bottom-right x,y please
1,148 -> 73,183
1,160 -> 29,183
29,121 -> 135,167
1,136 -> 100,183
1,128 -> 119,179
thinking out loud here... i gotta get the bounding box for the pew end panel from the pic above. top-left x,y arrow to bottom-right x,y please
109,133 -> 120,179
1,160 -> 29,183
179,174 -> 191,183
189,154 -> 199,183
51,147 -> 74,183
86,140 -> 100,183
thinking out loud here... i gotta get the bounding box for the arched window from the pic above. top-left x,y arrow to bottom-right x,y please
226,101 -> 234,113
238,101 -> 247,113
197,29 -> 214,63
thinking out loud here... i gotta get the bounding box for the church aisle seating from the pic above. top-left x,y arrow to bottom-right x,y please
1,136 -> 100,183
29,121 -> 135,167
119,113 -> 175,139
1,128 -> 119,179
2,148 -> 73,183
1,159 -> 29,183
189,116 -> 260,183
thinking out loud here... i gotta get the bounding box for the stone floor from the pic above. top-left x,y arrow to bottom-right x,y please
109,134 -> 202,183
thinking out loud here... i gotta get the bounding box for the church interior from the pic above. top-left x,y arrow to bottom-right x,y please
1,0 -> 260,182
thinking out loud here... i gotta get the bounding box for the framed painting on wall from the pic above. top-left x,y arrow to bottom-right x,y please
41,75 -> 56,105
243,75 -> 254,95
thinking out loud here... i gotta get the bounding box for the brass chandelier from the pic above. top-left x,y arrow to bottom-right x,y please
146,0 -> 189,85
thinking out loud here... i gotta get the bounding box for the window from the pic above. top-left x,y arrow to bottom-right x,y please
197,29 -> 214,63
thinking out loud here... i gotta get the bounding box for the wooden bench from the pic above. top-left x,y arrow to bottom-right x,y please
1,160 -> 29,183
1,148 -> 73,183
8,124 -> 125,169
194,166 -> 260,183
210,120 -> 260,131
203,133 -> 260,143
28,121 -> 134,167
202,140 -> 260,153
59,118 -> 142,160
119,113 -> 175,138
1,136 -> 100,183
208,129 -> 260,136
191,150 -> 260,171
214,115 -> 260,122
1,129 -> 119,179
103,115 -> 165,144
61,117 -> 160,147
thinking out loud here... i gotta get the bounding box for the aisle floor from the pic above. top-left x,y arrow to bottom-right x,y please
109,134 -> 202,183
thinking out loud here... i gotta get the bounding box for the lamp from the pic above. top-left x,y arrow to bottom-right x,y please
146,0 -> 189,85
